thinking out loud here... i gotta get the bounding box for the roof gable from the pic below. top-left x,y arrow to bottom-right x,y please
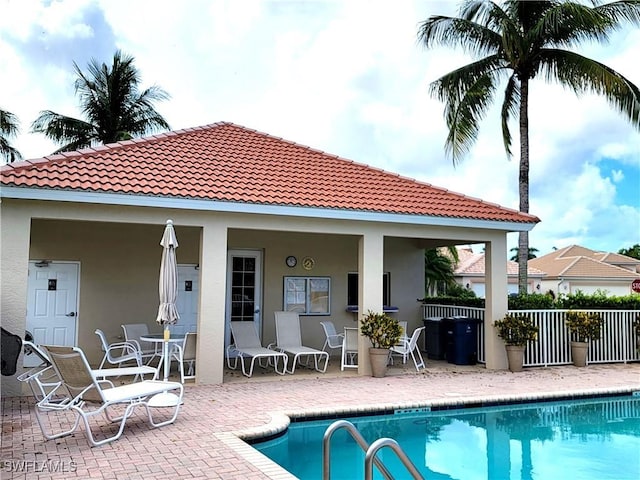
529,245 -> 638,279
1,122 -> 539,224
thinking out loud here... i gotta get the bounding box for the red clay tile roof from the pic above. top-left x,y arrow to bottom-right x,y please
1,122 -> 539,224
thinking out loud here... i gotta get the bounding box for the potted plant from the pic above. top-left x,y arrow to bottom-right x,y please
493,313 -> 538,372
565,311 -> 603,367
360,310 -> 403,378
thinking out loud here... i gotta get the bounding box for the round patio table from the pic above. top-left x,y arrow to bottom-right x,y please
140,333 -> 184,407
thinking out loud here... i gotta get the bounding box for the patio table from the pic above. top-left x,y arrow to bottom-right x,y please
140,333 -> 184,406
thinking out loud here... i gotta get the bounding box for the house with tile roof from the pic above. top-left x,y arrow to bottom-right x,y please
0,122 -> 539,394
452,247 -> 546,297
529,245 -> 640,296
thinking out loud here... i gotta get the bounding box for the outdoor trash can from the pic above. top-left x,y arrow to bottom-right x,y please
444,316 -> 480,365
423,317 -> 445,360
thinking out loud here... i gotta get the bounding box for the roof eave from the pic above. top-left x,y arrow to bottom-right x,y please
1,186 -> 538,232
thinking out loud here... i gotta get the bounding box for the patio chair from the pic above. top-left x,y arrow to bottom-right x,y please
389,326 -> 426,371
121,323 -> 162,365
273,311 -> 329,374
341,327 -> 359,371
37,345 -> 183,447
320,321 -> 344,355
95,329 -> 142,368
227,322 -> 287,377
169,332 -> 197,382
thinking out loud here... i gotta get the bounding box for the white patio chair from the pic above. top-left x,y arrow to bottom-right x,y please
341,327 -> 359,371
227,322 -> 287,377
95,329 -> 142,368
320,321 -> 344,355
37,345 -> 183,447
169,332 -> 197,382
121,323 -> 162,365
273,311 -> 328,374
390,326 -> 426,371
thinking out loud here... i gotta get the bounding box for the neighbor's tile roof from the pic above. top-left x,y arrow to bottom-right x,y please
529,245 -> 638,279
452,250 -> 545,277
0,122 -> 539,223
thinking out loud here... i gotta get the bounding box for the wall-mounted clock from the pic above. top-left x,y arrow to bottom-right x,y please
302,256 -> 315,270
286,255 -> 297,268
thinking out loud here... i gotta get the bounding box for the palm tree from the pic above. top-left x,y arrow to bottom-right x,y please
509,247 -> 539,262
418,0 -> 640,294
1,109 -> 22,162
425,248 -> 457,296
31,50 -> 170,153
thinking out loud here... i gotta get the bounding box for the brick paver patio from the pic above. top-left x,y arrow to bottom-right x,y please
2,361 -> 639,479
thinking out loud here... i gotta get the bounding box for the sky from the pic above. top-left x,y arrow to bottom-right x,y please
1,0 -> 639,257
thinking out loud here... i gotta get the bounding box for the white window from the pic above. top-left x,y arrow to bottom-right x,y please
283,276 -> 331,315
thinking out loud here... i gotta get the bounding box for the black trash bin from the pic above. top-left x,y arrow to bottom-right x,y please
423,317 -> 446,360
444,316 -> 480,365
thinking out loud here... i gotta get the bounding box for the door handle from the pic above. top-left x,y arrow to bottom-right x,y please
254,307 -> 260,314
65,312 -> 76,317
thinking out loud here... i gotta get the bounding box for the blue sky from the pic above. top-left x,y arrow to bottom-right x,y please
1,0 -> 638,256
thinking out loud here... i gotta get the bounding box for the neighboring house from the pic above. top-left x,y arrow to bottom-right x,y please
452,247 -> 546,297
0,122 -> 538,394
529,245 -> 640,296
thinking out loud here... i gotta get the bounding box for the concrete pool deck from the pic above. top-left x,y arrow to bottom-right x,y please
2,360 -> 639,479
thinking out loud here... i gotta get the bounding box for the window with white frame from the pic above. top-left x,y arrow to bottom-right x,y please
283,276 -> 331,315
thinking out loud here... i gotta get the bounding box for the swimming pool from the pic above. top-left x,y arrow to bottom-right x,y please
253,394 -> 640,479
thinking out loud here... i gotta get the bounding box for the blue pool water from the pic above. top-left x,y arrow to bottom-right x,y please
253,395 -> 640,480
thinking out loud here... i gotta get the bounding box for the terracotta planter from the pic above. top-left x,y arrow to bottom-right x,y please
505,345 -> 525,372
369,348 -> 390,378
570,341 -> 589,367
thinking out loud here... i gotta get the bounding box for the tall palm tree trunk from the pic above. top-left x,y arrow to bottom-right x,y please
518,77 -> 530,294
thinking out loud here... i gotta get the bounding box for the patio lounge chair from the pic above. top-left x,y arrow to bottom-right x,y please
273,311 -> 329,374
341,327 -> 359,371
320,321 -> 344,355
389,326 -> 426,371
121,323 -> 162,365
227,322 -> 287,377
37,345 -> 183,447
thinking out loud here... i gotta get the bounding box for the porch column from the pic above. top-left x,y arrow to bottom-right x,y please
485,235 -> 508,370
0,207 -> 31,396
357,231 -> 384,376
197,220 -> 228,384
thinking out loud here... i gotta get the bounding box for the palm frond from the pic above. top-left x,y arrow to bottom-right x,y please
539,48 -> 640,127
430,56 -> 506,163
418,14 -> 502,58
30,111 -> 97,150
500,75 -> 520,159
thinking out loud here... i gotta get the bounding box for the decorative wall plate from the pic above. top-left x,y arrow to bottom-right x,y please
302,256 -> 315,270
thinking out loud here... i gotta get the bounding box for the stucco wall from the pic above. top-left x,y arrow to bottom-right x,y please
23,221 -> 425,364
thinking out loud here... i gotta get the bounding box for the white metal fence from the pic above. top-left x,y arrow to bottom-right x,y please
422,305 -> 640,366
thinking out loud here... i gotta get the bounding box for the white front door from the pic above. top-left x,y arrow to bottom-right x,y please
173,264 -> 199,335
25,262 -> 79,366
225,250 -> 262,351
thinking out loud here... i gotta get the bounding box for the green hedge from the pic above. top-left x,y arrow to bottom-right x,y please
420,292 -> 640,310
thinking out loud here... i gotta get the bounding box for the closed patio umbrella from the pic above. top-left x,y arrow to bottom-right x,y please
156,219 -> 180,329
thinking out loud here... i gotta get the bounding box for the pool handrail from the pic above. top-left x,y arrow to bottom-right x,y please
364,437 -> 423,480
322,419 -> 394,480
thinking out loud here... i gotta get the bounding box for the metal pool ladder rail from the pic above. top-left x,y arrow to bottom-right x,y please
322,419 -> 423,480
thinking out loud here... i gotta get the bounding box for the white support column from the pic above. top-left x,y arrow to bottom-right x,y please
484,235 -> 508,370
196,220 -> 228,384
357,232 -> 384,376
0,205 -> 31,395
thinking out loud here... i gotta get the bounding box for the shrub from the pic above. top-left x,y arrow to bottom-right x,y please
565,311 -> 603,342
360,311 -> 403,349
493,314 -> 538,346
